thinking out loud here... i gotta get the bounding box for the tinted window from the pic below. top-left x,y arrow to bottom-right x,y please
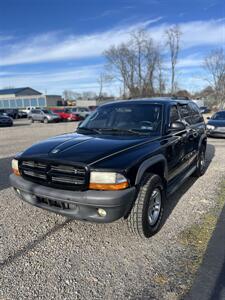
188,102 -> 204,124
42,109 -> 53,114
178,104 -> 192,124
169,106 -> 180,123
80,104 -> 162,135
32,109 -> 41,114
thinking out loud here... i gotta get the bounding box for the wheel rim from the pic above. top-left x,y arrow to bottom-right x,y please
199,150 -> 205,171
147,188 -> 162,226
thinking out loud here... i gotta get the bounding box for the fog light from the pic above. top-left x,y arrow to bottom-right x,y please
16,189 -> 21,195
97,208 -> 107,217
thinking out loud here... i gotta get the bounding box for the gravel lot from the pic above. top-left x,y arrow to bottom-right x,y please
1,119 -> 225,300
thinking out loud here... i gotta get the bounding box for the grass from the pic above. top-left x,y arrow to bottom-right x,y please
179,180 -> 225,274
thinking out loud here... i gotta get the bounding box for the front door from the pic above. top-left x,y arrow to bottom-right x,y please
165,105 -> 189,182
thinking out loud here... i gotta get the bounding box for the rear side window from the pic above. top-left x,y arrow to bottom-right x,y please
33,109 -> 41,114
188,102 -> 204,124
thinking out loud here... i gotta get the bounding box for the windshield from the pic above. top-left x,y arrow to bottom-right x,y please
42,109 -> 53,114
78,103 -> 162,135
212,111 -> 225,120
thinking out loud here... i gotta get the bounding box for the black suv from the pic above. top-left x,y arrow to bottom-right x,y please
10,98 -> 207,238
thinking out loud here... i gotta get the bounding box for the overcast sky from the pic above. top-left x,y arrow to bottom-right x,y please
0,0 -> 224,95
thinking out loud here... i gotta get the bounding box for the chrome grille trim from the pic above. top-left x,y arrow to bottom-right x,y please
19,160 -> 87,190
23,170 -> 47,180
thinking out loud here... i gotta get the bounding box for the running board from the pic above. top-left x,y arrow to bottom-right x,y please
167,166 -> 196,197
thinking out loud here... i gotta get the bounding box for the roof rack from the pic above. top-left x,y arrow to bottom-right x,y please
171,96 -> 190,100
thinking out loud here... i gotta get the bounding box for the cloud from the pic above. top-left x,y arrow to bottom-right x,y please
0,18 -> 161,66
0,65 -> 105,93
0,18 -> 224,67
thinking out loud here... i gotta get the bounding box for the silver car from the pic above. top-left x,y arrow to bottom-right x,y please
29,109 -> 60,123
69,107 -> 90,119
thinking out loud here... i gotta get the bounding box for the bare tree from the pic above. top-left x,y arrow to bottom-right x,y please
155,55 -> 166,95
204,48 -> 225,108
165,25 -> 182,94
62,89 -> 80,100
104,30 -> 162,98
97,72 -> 113,98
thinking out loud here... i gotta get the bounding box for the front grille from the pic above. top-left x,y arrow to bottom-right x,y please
19,160 -> 88,190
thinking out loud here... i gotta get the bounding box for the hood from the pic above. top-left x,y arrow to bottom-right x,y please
0,115 -> 11,120
208,119 -> 225,127
20,133 -> 152,165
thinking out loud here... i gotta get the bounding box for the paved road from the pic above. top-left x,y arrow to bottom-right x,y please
1,120 -> 225,299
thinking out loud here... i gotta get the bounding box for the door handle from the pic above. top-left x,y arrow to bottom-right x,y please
188,129 -> 198,138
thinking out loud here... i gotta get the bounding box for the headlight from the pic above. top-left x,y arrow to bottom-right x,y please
89,172 -> 129,190
12,159 -> 20,176
207,125 -> 215,130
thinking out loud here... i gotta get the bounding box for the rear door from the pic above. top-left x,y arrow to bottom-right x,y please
188,102 -> 205,151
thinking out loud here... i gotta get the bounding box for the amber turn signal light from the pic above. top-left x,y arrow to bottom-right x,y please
89,181 -> 129,191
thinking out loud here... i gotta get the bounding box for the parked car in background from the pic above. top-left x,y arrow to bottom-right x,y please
0,112 -> 13,126
0,108 -> 18,119
18,110 -> 28,118
69,107 -> 91,119
29,109 -> 60,123
199,106 -> 211,114
10,98 -> 207,239
51,108 -> 81,121
22,106 -> 40,115
207,110 -> 225,138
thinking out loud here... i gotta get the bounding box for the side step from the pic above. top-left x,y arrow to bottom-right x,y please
167,166 -> 196,197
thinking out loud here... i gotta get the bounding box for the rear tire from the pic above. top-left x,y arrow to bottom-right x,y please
193,145 -> 206,177
127,173 -> 165,238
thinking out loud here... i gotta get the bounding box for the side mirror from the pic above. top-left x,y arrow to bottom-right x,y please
170,121 -> 186,131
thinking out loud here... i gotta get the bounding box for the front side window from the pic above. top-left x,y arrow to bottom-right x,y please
169,106 -> 180,124
178,104 -> 192,124
79,103 -> 162,136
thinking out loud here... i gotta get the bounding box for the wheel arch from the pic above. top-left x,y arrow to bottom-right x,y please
135,154 -> 168,186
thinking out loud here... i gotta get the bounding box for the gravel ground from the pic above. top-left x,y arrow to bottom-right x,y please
1,119 -> 225,300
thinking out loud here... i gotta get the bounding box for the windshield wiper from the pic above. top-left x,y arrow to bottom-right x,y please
77,127 -> 101,134
98,128 -> 148,135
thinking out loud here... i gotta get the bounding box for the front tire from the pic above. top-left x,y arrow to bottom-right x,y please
44,118 -> 48,124
127,173 -> 165,238
193,145 -> 206,177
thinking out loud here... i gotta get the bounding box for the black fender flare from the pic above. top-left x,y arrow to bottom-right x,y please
198,133 -> 207,150
135,154 -> 168,185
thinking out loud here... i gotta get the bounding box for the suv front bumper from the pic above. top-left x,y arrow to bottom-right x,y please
10,174 -> 136,223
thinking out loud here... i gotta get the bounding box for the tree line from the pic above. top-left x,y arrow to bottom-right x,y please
63,25 -> 224,108
102,26 -> 225,108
